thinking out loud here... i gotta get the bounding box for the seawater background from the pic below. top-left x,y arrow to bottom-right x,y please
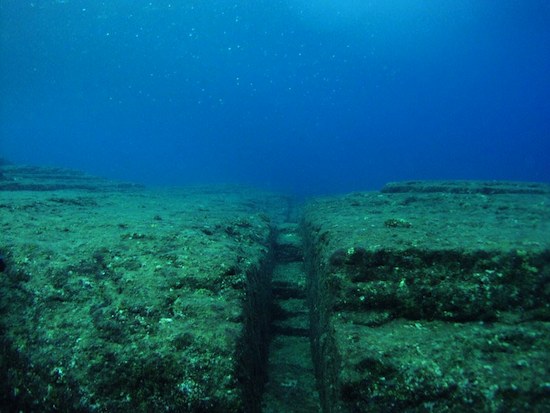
1,0 -> 549,196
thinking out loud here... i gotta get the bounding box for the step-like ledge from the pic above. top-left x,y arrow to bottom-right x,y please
303,181 -> 550,413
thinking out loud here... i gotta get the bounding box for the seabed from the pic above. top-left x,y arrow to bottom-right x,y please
1,165 -> 549,412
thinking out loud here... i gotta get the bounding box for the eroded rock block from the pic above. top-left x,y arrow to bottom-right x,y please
304,181 -> 550,412
0,169 -> 287,412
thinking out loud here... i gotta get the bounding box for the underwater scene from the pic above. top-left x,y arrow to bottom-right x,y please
1,1 -> 549,412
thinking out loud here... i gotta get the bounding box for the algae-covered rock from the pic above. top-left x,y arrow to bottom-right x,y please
0,166 -> 287,412
304,181 -> 550,412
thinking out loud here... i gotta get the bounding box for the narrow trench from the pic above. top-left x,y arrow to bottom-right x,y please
260,220 -> 321,412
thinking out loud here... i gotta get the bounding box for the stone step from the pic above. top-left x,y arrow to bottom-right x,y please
272,319 -> 310,337
271,283 -> 306,299
274,223 -> 303,262
262,336 -> 320,412
272,262 -> 306,288
271,298 -> 310,337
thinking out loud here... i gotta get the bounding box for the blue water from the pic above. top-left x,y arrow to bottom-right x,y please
1,0 -> 549,195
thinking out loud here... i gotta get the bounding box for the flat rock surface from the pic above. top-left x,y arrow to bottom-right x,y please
0,165 -> 288,412
307,181 -> 550,253
303,181 -> 550,412
0,164 -> 144,191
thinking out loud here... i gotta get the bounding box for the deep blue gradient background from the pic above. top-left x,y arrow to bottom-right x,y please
1,0 -> 549,195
